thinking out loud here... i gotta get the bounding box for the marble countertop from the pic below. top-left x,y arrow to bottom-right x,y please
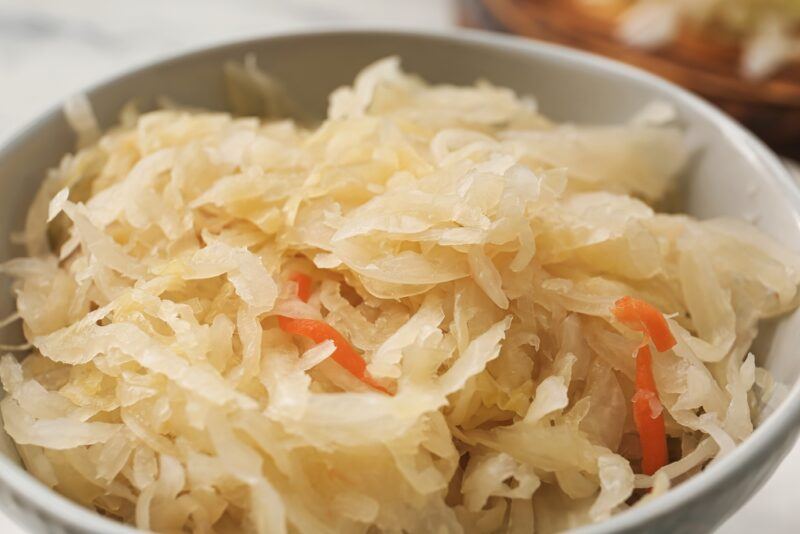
0,1 -> 797,532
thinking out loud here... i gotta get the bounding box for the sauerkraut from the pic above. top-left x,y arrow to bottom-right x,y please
1,57 -> 799,533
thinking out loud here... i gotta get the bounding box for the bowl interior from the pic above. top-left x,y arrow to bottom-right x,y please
0,29 -> 799,532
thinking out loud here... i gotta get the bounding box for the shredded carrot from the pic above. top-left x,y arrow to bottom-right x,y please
612,296 -> 676,352
632,345 -> 668,475
612,296 -> 674,475
278,272 -> 390,394
278,316 -> 390,394
289,272 -> 312,303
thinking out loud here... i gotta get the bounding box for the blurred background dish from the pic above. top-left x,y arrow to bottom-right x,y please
459,0 -> 800,158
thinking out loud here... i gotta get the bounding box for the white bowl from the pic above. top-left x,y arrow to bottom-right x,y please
0,29 -> 799,534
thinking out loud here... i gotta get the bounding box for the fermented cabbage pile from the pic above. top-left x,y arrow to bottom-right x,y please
1,57 -> 799,533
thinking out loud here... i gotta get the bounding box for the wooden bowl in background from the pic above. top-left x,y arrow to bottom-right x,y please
459,0 -> 800,158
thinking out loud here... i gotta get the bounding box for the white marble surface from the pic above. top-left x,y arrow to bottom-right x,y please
0,1 -> 797,532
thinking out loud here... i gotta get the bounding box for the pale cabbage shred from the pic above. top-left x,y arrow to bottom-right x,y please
1,57 -> 799,534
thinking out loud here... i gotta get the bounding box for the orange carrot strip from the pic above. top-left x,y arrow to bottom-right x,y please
612,296 -> 673,475
278,316 -> 390,394
612,296 -> 677,352
632,345 -> 668,475
279,272 -> 390,394
289,272 -> 312,303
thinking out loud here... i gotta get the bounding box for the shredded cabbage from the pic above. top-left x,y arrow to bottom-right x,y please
1,56 -> 799,533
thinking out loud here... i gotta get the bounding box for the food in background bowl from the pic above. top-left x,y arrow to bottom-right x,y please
591,0 -> 800,80
463,0 -> 800,159
1,57 -> 798,533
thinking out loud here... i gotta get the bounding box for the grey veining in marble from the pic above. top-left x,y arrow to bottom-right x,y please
0,0 -> 452,142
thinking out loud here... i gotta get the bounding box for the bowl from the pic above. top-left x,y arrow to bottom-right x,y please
1,28 -> 799,534
459,0 -> 800,160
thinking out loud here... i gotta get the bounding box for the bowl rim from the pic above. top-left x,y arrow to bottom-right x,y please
1,26 -> 799,534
